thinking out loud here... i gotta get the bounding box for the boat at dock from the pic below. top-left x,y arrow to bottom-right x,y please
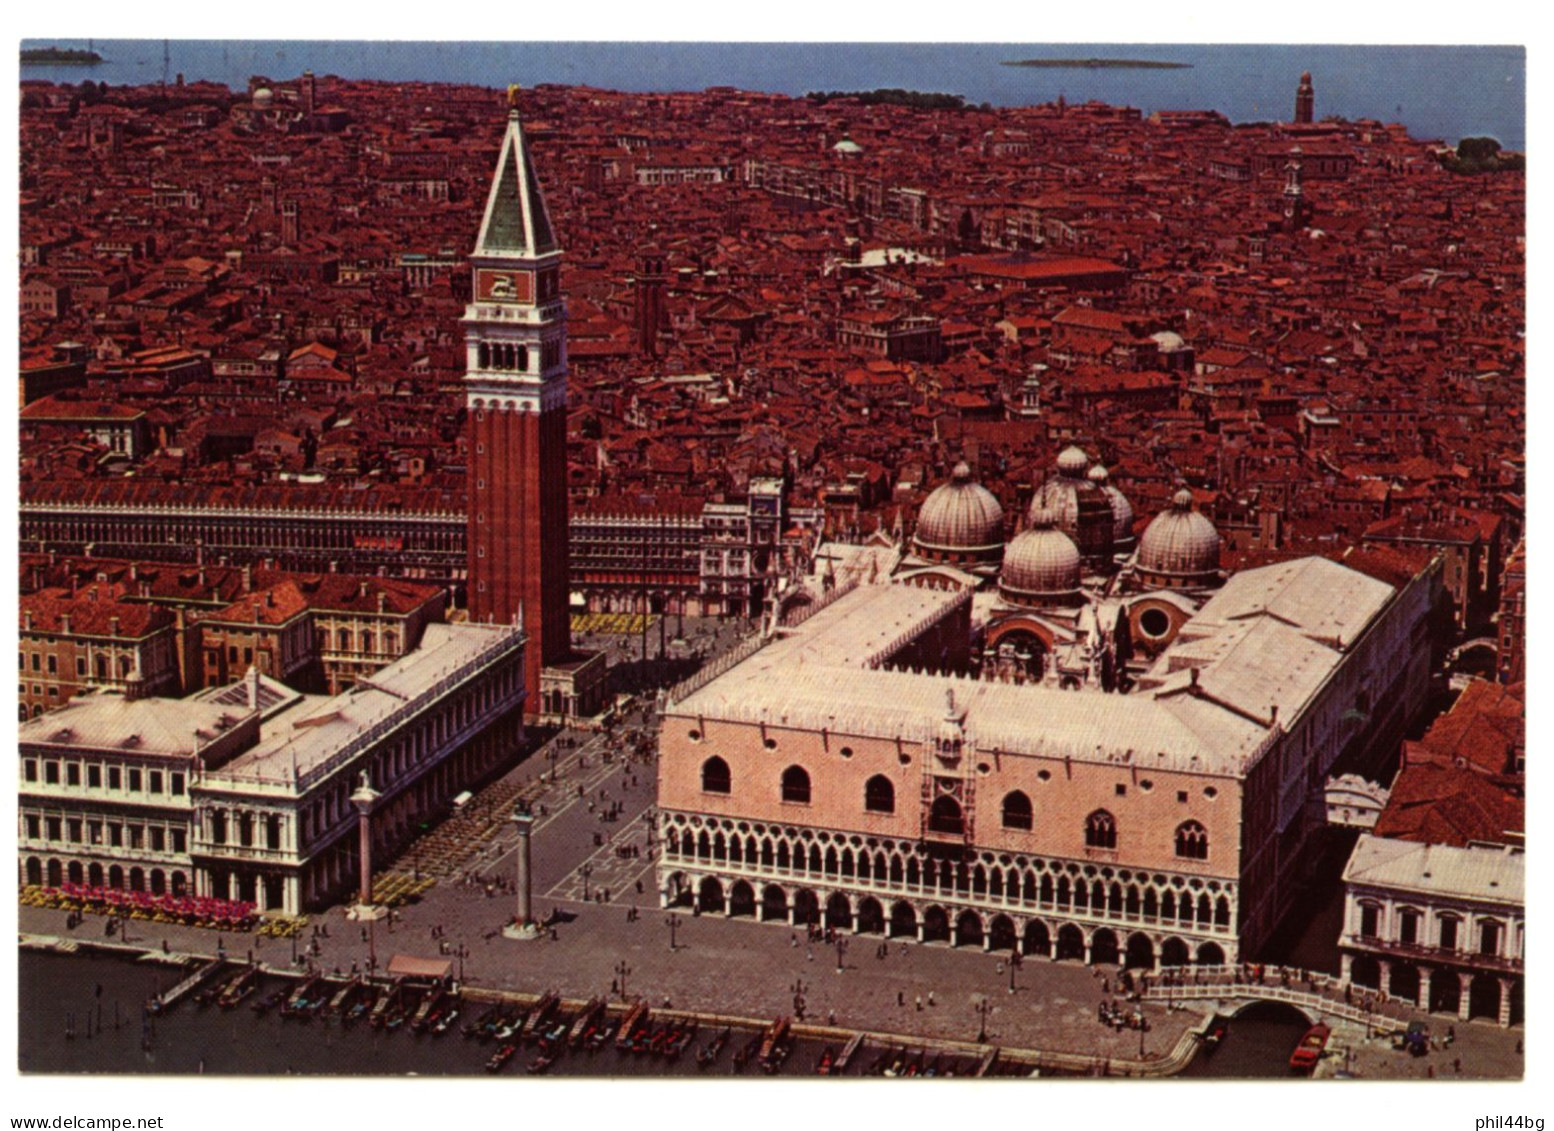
1289,1023 -> 1330,1073
614,1001 -> 650,1051
833,1031 -> 865,1075
521,992 -> 560,1043
758,1016 -> 792,1075
568,999 -> 605,1048
696,1026 -> 731,1068
215,967 -> 258,1010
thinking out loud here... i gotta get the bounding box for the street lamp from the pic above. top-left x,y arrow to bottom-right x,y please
614,960 -> 633,1001
975,996 -> 991,1044
834,935 -> 849,974
665,912 -> 682,951
790,977 -> 809,1021
581,863 -> 593,901
1008,948 -> 1021,994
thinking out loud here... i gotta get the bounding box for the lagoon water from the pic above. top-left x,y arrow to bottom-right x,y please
21,41 -> 1525,151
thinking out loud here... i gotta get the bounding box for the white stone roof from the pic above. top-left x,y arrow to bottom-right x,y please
19,691 -> 245,758
1343,834 -> 1524,909
207,622 -> 522,789
673,556 -> 1393,780
1187,555 -> 1392,649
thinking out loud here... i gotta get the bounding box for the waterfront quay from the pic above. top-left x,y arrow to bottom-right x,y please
16,626 -> 1525,1079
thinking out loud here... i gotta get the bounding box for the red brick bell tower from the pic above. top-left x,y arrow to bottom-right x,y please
464,96 -> 571,708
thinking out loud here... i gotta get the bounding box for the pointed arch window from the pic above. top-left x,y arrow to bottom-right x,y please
1084,809 -> 1117,849
1174,820 -> 1208,860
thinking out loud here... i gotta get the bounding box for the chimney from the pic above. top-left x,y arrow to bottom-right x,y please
377,592 -> 387,614
110,616 -> 120,636
23,610 -> 33,631
129,563 -> 138,582
242,564 -> 253,593
88,586 -> 99,603
60,612 -> 70,634
359,580 -> 369,600
253,602 -> 263,623
247,665 -> 261,710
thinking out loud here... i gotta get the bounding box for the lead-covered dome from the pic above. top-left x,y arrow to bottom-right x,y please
913,462 -> 1005,568
1000,510 -> 1083,606
1030,447 -> 1127,569
1137,489 -> 1220,588
1088,463 -> 1136,549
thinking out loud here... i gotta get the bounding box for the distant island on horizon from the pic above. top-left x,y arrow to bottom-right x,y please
1001,57 -> 1191,70
20,46 -> 104,65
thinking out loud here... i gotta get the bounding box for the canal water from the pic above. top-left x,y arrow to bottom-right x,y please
19,950 -> 991,1078
1177,1002 -> 1314,1079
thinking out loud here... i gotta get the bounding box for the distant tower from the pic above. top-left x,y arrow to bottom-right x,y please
464,94 -> 571,709
302,70 -> 317,119
1282,149 -> 1313,232
280,199 -> 301,245
260,178 -> 278,219
1295,71 -> 1315,124
634,246 -> 666,359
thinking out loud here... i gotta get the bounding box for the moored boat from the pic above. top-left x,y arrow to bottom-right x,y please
1289,1023 -> 1331,1073
696,1026 -> 731,1068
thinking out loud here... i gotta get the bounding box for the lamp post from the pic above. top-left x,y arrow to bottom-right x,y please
614,960 -> 632,1001
665,911 -> 682,951
581,863 -> 593,901
1009,948 -> 1021,994
975,995 -> 991,1044
834,935 -> 849,974
790,977 -> 809,1021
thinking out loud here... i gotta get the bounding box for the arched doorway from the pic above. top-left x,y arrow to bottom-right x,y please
989,914 -> 1017,952
889,901 -> 918,939
792,888 -> 819,929
26,858 -> 43,885
1349,955 -> 1381,990
729,880 -> 756,918
1196,942 -> 1225,966
1388,963 -> 1421,1005
1023,919 -> 1052,958
922,906 -> 950,944
108,864 -> 123,889
1090,928 -> 1120,966
856,897 -> 885,935
1508,980 -> 1523,1026
1055,924 -> 1085,962
826,892 -> 853,931
87,863 -> 104,886
954,910 -> 984,948
697,875 -> 724,914
150,868 -> 166,895
664,871 -> 693,907
761,885 -> 788,922
172,871 -> 188,897
67,861 -> 84,885
1468,974 -> 1501,1021
1429,969 -> 1461,1016
46,859 -> 63,886
1161,937 -> 1190,967
1126,932 -> 1155,970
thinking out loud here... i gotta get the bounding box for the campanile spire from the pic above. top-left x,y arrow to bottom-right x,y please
463,97 -> 571,709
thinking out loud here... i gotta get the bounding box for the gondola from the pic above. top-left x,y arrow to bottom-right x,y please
614,1002 -> 650,1051
485,1042 -> 518,1073
696,1026 -> 731,1068
1289,1023 -> 1330,1073
815,1046 -> 836,1075
666,1020 -> 697,1059
833,1032 -> 865,1075
569,999 -> 605,1048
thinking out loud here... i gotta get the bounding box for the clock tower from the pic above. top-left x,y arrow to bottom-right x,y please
464,99 -> 571,708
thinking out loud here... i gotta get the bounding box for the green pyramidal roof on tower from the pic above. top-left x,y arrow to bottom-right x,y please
474,109 -> 558,258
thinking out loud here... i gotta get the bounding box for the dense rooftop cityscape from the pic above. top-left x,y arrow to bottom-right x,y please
17,61 -> 1526,1087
